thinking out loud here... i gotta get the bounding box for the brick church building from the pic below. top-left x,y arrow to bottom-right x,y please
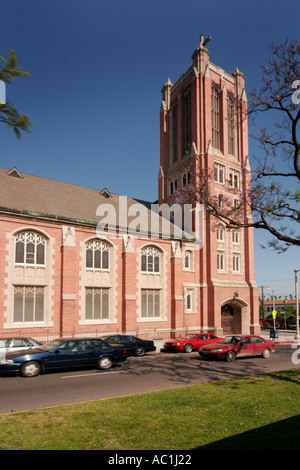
0,38 -> 259,341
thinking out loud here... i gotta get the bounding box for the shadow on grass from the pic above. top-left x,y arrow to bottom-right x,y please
195,414 -> 300,451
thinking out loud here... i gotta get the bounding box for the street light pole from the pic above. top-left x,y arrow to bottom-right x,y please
295,269 -> 300,341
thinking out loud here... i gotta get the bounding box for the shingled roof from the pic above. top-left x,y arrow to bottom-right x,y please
0,168 -> 191,241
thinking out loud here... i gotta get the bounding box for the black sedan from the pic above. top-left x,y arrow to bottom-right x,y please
0,338 -> 127,377
103,335 -> 156,356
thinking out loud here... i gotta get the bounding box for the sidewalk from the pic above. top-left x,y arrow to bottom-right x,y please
259,329 -> 296,344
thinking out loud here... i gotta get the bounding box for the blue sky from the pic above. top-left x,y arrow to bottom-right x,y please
1,0 -> 299,299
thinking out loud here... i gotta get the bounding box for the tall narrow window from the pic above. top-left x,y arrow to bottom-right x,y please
186,290 -> 194,311
181,168 -> 191,187
218,194 -> 224,209
214,163 -> 225,184
171,105 -> 178,163
184,250 -> 193,270
232,230 -> 240,244
184,250 -> 191,269
232,254 -> 240,272
168,175 -> 178,195
217,251 -> 225,271
184,91 -> 191,153
228,95 -> 236,155
217,226 -> 224,241
229,169 -> 240,189
212,85 -> 221,150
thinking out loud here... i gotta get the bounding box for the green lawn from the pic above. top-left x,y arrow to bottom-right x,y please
0,369 -> 300,450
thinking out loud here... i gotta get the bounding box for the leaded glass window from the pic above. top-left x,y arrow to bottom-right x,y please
141,289 -> 161,318
86,240 -> 110,269
85,287 -> 110,319
15,232 -> 46,265
141,246 -> 160,273
13,286 -> 45,322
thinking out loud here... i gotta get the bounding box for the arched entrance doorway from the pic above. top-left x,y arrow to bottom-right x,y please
221,305 -> 234,333
221,299 -> 250,335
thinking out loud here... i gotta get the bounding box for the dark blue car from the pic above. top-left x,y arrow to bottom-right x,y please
0,338 -> 127,377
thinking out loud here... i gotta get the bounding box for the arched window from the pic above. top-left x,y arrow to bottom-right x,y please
141,246 -> 160,273
15,231 -> 46,265
86,240 -> 110,269
186,291 -> 192,310
184,250 -> 193,270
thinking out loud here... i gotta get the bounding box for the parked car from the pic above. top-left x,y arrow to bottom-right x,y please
198,335 -> 275,362
103,335 -> 156,356
259,320 -> 269,327
163,333 -> 222,353
0,338 -> 127,377
0,337 -> 42,354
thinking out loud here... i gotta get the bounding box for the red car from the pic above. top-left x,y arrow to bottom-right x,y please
198,335 -> 275,362
163,333 -> 221,353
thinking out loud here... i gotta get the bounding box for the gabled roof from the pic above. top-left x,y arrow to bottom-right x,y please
6,167 -> 24,179
0,167 -> 120,224
0,168 -> 192,241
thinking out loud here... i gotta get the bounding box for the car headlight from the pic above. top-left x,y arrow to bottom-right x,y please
211,348 -> 224,352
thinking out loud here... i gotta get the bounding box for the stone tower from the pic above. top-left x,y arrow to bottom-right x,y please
159,36 -> 259,335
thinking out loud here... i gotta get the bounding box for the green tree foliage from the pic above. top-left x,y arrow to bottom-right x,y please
0,49 -> 33,138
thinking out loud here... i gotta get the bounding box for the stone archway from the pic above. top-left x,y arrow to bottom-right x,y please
221,299 -> 250,335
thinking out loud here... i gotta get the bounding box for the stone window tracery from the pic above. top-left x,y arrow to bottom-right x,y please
15,231 -> 46,265
86,240 -> 110,269
141,246 -> 160,273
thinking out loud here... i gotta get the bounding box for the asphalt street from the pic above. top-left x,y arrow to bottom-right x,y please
0,344 -> 298,415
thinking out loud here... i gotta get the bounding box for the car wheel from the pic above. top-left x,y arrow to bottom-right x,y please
183,343 -> 193,353
98,356 -> 113,370
225,351 -> 236,362
262,348 -> 271,359
135,346 -> 146,357
20,361 -> 41,377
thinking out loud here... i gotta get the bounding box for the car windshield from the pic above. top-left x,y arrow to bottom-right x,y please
217,336 -> 242,344
39,339 -> 65,351
185,335 -> 197,339
224,336 -> 242,344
